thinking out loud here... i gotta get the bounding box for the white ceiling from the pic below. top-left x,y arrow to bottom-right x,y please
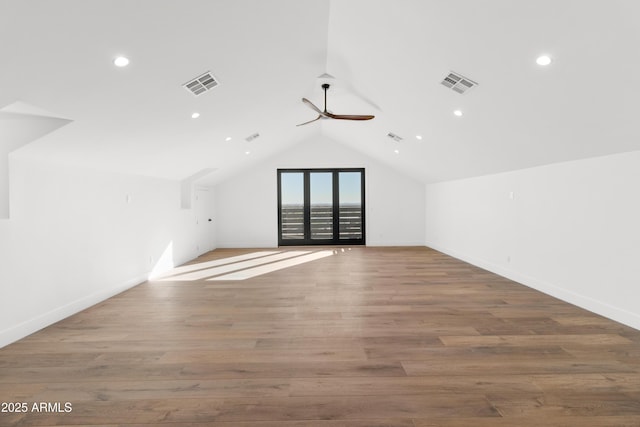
2,0 -> 640,185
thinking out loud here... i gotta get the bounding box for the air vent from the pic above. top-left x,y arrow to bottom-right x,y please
183,71 -> 219,96
440,71 -> 478,94
245,133 -> 260,142
387,132 -> 403,142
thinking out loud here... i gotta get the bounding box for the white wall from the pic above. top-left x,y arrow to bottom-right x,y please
0,110 -> 71,218
424,150 -> 640,330
215,135 -> 425,247
0,156 -> 214,347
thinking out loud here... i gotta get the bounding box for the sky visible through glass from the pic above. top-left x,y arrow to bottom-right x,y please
339,172 -> 361,204
281,173 -> 303,205
281,172 -> 361,205
311,172 -> 332,205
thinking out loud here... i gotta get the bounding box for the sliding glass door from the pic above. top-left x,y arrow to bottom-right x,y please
310,172 -> 333,240
279,172 -> 304,241
278,168 -> 365,245
338,171 -> 363,240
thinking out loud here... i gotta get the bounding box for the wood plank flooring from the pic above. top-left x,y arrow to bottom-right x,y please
1,246 -> 640,426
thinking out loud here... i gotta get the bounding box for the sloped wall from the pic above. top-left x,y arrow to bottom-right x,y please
215,135 -> 425,247
424,150 -> 640,330
0,108 -> 71,218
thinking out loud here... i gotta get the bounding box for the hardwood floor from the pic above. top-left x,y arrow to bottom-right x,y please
1,246 -> 640,426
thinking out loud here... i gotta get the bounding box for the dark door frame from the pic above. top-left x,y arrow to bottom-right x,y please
277,168 -> 365,246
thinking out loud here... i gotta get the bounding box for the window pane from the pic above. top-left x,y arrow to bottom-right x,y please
339,172 -> 362,239
280,173 -> 304,240
310,172 -> 333,240
278,168 -> 364,246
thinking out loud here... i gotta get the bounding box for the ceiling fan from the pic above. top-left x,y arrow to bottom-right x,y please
297,83 -> 375,126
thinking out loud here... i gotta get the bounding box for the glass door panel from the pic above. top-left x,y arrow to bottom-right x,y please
280,172 -> 304,240
339,172 -> 362,240
310,172 -> 333,240
278,168 -> 364,246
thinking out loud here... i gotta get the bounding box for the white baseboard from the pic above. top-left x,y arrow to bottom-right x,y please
0,274 -> 148,348
366,240 -> 426,247
425,242 -> 640,331
216,240 -> 278,248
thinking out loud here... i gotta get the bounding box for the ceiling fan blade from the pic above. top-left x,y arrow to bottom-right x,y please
296,114 -> 324,127
299,85 -> 374,125
325,113 -> 375,121
302,98 -> 326,116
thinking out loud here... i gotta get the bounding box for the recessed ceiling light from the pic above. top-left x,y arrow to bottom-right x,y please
245,150 -> 251,155
225,137 -> 232,142
191,112 -> 200,119
394,149 -> 400,154
536,55 -> 552,66
453,110 -> 463,117
113,56 -> 130,67
415,135 -> 423,140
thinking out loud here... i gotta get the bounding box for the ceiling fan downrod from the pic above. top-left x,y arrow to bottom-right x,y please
322,83 -> 330,113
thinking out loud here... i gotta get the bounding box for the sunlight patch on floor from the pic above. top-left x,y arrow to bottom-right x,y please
208,250 -> 335,281
153,251 -> 281,280
156,249 -> 335,281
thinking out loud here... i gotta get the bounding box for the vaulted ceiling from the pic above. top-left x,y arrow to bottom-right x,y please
2,0 -> 640,185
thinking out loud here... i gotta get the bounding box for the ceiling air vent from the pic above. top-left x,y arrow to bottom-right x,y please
441,71 -> 478,94
183,71 -> 219,96
387,132 -> 403,142
245,133 -> 260,142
